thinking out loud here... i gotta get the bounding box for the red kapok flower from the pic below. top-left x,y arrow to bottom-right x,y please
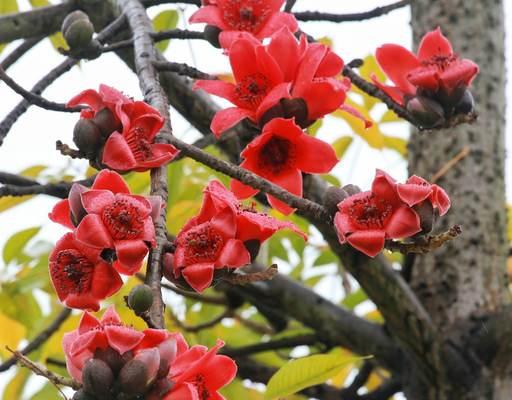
231,118 -> 338,215
334,170 -> 421,257
62,306 -> 145,382
49,233 -> 123,311
373,27 -> 479,105
67,84 -> 131,121
173,206 -> 251,292
166,336 -> 237,400
397,175 -> 451,216
190,0 -> 298,49
195,36 -> 288,137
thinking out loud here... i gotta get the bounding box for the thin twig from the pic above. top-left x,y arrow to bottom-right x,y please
294,1 -> 410,22
102,29 -> 205,52
169,308 -> 232,332
0,308 -> 72,373
222,334 -> 319,357
55,140 -> 87,159
284,0 -> 298,13
6,348 -> 80,391
232,312 -> 275,335
431,146 -> 471,183
153,60 -> 217,80
221,264 -> 278,286
386,226 -> 462,254
0,37 -> 43,71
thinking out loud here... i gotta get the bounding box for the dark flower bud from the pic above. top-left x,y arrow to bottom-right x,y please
204,25 -> 221,48
128,284 -> 154,313
92,108 -> 121,138
280,98 -> 310,128
68,183 -> 88,226
72,389 -> 96,400
342,184 -> 362,196
324,186 -> 349,216
94,347 -> 125,376
146,379 -> 174,400
406,96 -> 445,129
157,358 -> 170,378
63,18 -> 95,49
61,10 -> 89,36
82,359 -> 114,398
73,118 -> 103,158
413,200 -> 435,234
244,239 -> 261,262
453,89 -> 475,115
118,360 -> 149,395
162,253 -> 174,283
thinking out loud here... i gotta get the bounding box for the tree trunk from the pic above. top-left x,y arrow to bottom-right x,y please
407,0 -> 510,398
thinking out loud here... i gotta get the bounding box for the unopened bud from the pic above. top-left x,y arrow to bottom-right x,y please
118,359 -> 149,395
453,89 -> 475,115
63,18 -> 95,49
146,379 -> 174,400
413,200 -> 435,234
128,284 -> 154,313
204,25 -> 221,48
73,118 -> 103,158
82,359 -> 114,397
94,347 -> 125,376
162,253 -> 175,283
72,389 -> 96,400
68,183 -> 87,226
61,10 -> 89,36
280,98 -> 310,128
92,108 -> 121,138
342,184 -> 361,196
244,239 -> 261,262
406,96 -> 445,129
324,187 -> 349,216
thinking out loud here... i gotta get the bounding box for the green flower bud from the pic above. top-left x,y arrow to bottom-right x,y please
61,10 -> 89,36
73,118 -> 103,158
128,284 -> 154,313
82,359 -> 114,398
64,18 -> 95,49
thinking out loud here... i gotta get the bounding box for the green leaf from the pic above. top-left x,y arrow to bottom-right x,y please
152,9 -> 179,52
265,353 -> 367,399
383,135 -> 408,157
0,311 -> 26,359
331,136 -> 353,159
313,249 -> 337,267
30,383 -> 61,400
342,288 -> 368,310
3,226 -> 41,264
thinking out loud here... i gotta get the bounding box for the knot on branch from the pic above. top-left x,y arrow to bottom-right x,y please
386,225 -> 462,254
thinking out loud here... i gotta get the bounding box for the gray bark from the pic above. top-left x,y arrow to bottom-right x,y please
407,0 -> 510,398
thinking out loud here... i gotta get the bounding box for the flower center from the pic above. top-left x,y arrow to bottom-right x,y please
195,374 -> 210,400
102,199 -> 144,240
235,73 -> 270,109
126,126 -> 153,161
50,249 -> 94,295
258,136 -> 294,175
221,0 -> 270,32
421,54 -> 458,71
348,194 -> 393,229
181,223 -> 224,265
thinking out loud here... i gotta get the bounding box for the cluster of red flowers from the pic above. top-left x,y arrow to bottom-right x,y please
68,84 -> 179,172
64,307 -> 236,399
165,180 -> 306,292
48,170 -> 162,310
334,170 -> 450,257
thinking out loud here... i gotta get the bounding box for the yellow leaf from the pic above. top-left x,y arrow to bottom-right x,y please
167,200 -> 201,235
0,312 -> 26,359
331,136 -> 353,159
379,109 -> 402,124
383,135 -> 408,157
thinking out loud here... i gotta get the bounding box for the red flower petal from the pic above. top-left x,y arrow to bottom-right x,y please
102,132 -> 138,172
211,207 -> 237,239
294,44 -> 329,95
346,230 -> 386,257
237,211 -> 307,242
204,354 -> 238,392
257,11 -> 298,41
75,214 -> 114,249
371,74 -> 406,105
230,178 -> 259,199
255,82 -> 291,121
101,305 -> 123,324
230,39 -> 260,82
371,169 -> 400,206
295,132 -> 338,174
266,168 -> 302,215
385,205 -> 421,239
114,240 -> 149,275
104,325 -> 144,354
92,170 -> 130,194
215,238 -> 250,268
194,80 -> 238,105
407,66 -> 440,92
211,107 -> 253,138
90,261 -> 123,299
417,27 -> 453,61
431,185 -> 451,216
268,27 -> 302,81
67,89 -> 103,110
439,59 -> 479,92
133,143 -> 179,171
189,5 -> 228,29
49,199 -> 74,229
316,50 -> 344,78
81,190 -> 115,214
375,44 -> 420,96
182,263 -> 215,292
396,181 -> 432,207
78,312 -> 101,334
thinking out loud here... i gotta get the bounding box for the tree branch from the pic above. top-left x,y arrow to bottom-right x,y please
0,36 -> 43,71
153,60 -> 217,80
222,334 -> 319,357
0,308 -> 72,373
294,1 -> 410,22
386,226 -> 463,255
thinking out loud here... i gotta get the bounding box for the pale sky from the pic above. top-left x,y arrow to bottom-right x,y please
0,0 -> 510,398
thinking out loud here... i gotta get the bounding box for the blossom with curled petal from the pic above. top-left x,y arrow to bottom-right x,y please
190,0 -> 298,49
334,170 -> 422,257
397,175 -> 451,216
63,307 -> 145,382
231,118 -> 338,215
49,233 -> 123,311
373,27 -> 479,105
165,335 -> 237,400
102,101 -> 179,172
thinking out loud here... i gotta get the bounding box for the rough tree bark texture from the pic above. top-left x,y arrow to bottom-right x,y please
407,0 -> 509,398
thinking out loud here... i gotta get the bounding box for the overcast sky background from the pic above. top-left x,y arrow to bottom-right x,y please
0,0 -> 510,398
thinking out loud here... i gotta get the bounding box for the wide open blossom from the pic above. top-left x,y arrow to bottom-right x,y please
195,28 -> 358,138
190,0 -> 298,49
49,170 -> 161,275
166,335 -> 237,400
334,170 -> 422,257
231,118 -> 338,215
173,206 -> 251,292
373,27 -> 479,105
397,175 -> 451,216
63,307 -> 146,382
102,100 -> 179,172
49,233 -> 123,311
